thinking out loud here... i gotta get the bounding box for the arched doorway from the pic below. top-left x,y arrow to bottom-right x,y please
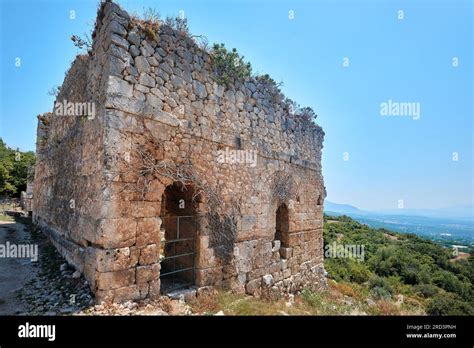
159,182 -> 198,293
275,203 -> 289,257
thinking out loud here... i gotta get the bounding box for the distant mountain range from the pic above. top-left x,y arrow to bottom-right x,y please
324,201 -> 364,215
324,201 -> 474,243
324,201 -> 474,221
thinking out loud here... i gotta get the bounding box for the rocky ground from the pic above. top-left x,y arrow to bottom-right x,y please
0,218 -> 34,315
77,296 -> 191,316
11,216 -> 95,315
0,214 -> 314,316
2,215 -> 195,316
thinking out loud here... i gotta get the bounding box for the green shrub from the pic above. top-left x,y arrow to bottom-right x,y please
324,259 -> 350,282
255,74 -> 283,100
296,106 -> 318,122
347,260 -> 371,284
370,286 -> 392,300
210,43 -> 252,85
432,270 -> 464,295
414,283 -> 439,298
368,275 -> 393,299
426,293 -> 474,316
164,15 -> 189,36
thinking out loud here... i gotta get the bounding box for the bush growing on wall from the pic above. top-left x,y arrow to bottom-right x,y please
164,15 -> 190,36
210,43 -> 252,85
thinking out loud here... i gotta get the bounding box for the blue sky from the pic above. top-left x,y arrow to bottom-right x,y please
0,0 -> 472,210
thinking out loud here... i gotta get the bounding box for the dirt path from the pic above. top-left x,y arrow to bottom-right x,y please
0,218 -> 189,316
0,219 -> 38,315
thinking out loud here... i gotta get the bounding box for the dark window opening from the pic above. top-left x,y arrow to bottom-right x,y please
317,193 -> 323,205
275,203 -> 289,256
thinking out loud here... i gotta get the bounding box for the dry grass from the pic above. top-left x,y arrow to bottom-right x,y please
189,291 -> 311,316
188,280 -> 426,316
383,233 -> 399,241
0,214 -> 14,222
326,220 -> 341,224
331,282 -> 356,298
372,300 -> 401,315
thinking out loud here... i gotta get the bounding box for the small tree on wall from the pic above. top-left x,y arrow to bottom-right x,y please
210,43 -> 252,85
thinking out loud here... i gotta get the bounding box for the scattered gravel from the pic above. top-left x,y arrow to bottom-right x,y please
77,296 -> 192,316
15,222 -> 94,315
12,218 -> 206,316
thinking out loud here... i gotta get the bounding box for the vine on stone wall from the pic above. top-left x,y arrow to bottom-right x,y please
270,171 -> 297,204
207,212 -> 238,263
114,135 -> 240,262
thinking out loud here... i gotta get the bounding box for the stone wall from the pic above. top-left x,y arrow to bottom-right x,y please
34,1 -> 327,303
33,3 -> 118,279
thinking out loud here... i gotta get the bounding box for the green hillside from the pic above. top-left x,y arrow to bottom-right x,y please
324,214 -> 474,315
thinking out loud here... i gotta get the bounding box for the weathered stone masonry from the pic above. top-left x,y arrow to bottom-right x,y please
33,1 -> 327,303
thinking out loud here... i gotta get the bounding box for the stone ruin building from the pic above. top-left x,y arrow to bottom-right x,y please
33,1 -> 327,303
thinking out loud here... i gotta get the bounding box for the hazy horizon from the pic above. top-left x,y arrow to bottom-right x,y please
325,199 -> 474,217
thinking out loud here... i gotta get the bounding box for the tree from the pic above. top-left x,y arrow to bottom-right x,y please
427,293 -> 474,316
0,161 -> 15,194
0,138 -> 35,196
432,270 -> 464,296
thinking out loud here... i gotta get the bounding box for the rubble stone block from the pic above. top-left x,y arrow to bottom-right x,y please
96,268 -> 136,290
136,263 -> 161,283
138,244 -> 159,265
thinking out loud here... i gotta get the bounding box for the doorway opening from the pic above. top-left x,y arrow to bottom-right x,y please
159,182 -> 198,293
